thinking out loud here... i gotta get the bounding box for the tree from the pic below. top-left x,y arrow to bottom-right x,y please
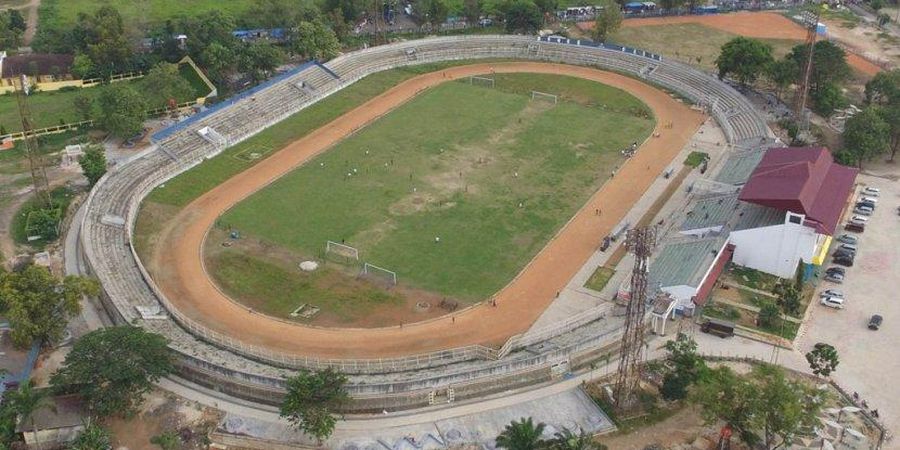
70,423 -> 113,450
280,368 -> 349,443
878,12 -> 892,28
463,0 -> 483,25
776,284 -> 801,316
658,0 -> 684,11
789,41 -> 850,95
240,41 -> 285,83
502,0 -> 543,34
414,0 -> 451,28
865,70 -> 900,160
550,427 -> 607,450
200,42 -> 237,85
50,326 -> 174,418
73,6 -> 134,77
871,0 -> 885,10
805,342 -> 840,377
757,301 -> 781,329
78,146 -> 107,187
767,58 -> 798,100
661,333 -> 708,400
751,364 -> 821,450
592,0 -> 623,42
0,265 -> 98,348
534,0 -> 559,16
690,366 -> 760,446
841,107 -> 890,168
810,82 -> 847,117
141,62 -> 194,107
96,84 -> 148,139
73,94 -> 94,121
291,20 -> 341,61
495,417 -> 546,450
7,10 -> 26,33
716,37 -> 774,86
6,381 -> 50,449
71,54 -> 96,79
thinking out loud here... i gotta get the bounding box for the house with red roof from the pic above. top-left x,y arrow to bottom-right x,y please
728,146 -> 857,279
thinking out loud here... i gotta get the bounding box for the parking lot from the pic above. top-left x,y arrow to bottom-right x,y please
798,163 -> 900,436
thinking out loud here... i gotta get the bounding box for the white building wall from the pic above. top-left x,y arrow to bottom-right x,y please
729,217 -> 819,279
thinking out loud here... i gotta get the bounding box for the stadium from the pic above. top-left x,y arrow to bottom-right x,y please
77,35 -> 771,411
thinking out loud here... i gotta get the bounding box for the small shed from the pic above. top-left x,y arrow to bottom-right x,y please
16,395 -> 87,448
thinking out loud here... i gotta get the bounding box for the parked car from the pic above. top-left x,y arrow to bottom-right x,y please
826,266 -> 846,276
856,202 -> 875,211
845,222 -> 865,233
863,187 -> 880,195
854,207 -> 872,216
839,243 -> 858,252
851,215 -> 869,224
833,249 -> 855,259
859,196 -> 878,204
868,314 -> 883,330
825,273 -> 844,283
837,234 -> 858,245
833,256 -> 854,267
820,289 -> 844,298
821,296 -> 845,309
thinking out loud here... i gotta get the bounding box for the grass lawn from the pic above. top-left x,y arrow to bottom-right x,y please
683,151 -> 708,168
37,0 -> 256,33
215,74 -> 653,303
0,67 -> 207,133
585,266 -> 616,292
11,186 -> 77,248
611,23 -> 800,72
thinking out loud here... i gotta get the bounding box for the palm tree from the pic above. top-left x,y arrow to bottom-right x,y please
7,380 -> 51,450
496,417 -> 547,450
550,427 -> 608,450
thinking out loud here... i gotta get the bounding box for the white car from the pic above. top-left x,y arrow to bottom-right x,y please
820,289 -> 844,298
859,196 -> 878,204
821,296 -> 845,309
862,187 -> 880,196
851,215 -> 869,224
853,208 -> 872,216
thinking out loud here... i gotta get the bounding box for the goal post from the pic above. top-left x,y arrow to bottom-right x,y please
531,91 -> 558,104
325,240 -> 359,261
361,262 -> 397,286
469,76 -> 495,88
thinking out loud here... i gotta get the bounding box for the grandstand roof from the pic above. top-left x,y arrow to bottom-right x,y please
738,147 -> 857,235
680,194 -> 739,232
649,237 -> 725,290
714,149 -> 766,185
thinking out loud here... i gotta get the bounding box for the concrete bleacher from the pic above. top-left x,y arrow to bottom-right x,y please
80,35 -> 773,405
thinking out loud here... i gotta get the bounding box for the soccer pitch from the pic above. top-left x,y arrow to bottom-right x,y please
214,73 -> 654,304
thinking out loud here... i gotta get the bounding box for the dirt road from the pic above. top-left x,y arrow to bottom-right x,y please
151,62 -> 705,358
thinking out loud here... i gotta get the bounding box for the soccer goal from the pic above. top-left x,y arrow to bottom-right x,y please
325,240 -> 359,261
361,262 -> 397,286
469,76 -> 495,88
531,91 -> 558,104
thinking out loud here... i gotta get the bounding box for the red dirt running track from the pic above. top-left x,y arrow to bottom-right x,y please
150,63 -> 705,358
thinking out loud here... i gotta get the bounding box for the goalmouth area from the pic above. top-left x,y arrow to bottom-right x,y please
202,72 -> 654,326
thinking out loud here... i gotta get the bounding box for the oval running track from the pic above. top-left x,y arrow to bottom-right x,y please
149,62 -> 706,359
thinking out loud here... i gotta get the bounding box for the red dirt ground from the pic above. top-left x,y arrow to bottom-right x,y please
578,11 -> 882,76
150,62 -> 705,358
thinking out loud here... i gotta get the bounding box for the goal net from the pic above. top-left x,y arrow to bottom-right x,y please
197,126 -> 228,149
531,91 -> 558,104
325,240 -> 359,261
361,262 -> 397,286
469,76 -> 495,88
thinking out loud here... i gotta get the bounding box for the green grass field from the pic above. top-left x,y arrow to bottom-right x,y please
214,74 -> 654,305
0,64 -> 207,133
611,23 -> 800,72
37,0 -> 257,32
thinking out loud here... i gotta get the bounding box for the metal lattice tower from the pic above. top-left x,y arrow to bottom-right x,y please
613,226 -> 656,410
795,3 -> 824,131
15,75 -> 51,208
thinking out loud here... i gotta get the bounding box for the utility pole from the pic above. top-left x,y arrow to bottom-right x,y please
15,74 -> 51,209
613,226 -> 656,410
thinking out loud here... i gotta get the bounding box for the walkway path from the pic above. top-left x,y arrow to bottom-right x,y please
149,62 -> 706,358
